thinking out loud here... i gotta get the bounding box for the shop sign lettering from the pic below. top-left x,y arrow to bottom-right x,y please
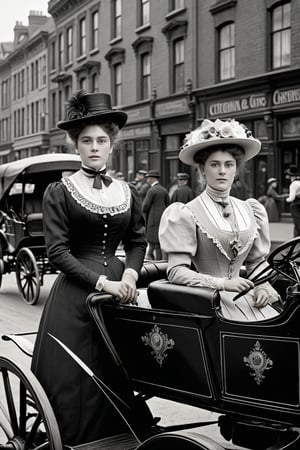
273,88 -> 300,105
156,98 -> 189,117
208,94 -> 267,116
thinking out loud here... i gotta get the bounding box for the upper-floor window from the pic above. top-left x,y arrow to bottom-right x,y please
140,0 -> 150,26
1,80 -> 9,108
271,2 -> 291,69
92,73 -> 99,92
170,0 -> 184,11
80,77 -> 87,90
66,27 -> 73,64
91,11 -> 99,50
141,53 -> 151,99
112,0 -> 122,39
79,18 -> 87,56
173,38 -> 184,92
113,63 -> 122,106
219,22 -> 235,80
51,41 -> 56,70
58,32 -> 64,70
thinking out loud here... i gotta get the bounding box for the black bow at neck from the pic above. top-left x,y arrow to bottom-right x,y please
81,166 -> 112,189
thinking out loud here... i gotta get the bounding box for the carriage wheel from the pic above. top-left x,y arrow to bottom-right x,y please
16,248 -> 40,305
136,430 -> 226,449
0,356 -> 63,450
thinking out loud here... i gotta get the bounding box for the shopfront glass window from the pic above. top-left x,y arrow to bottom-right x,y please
136,140 -> 149,172
282,117 -> 300,138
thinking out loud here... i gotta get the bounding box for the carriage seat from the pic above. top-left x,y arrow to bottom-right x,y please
26,213 -> 44,237
147,279 -> 219,316
137,260 -> 168,288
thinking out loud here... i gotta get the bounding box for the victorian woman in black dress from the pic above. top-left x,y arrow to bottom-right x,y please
31,91 -> 147,445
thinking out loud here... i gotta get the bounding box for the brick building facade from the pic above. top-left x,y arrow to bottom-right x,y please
0,0 -> 299,208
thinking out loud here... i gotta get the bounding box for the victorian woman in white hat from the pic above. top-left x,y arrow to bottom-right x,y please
159,118 -> 281,321
31,91 -> 150,445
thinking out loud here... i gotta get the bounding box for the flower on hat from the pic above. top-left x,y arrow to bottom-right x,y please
182,118 -> 253,149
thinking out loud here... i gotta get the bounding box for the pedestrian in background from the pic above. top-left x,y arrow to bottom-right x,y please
230,174 -> 247,199
135,169 -> 150,202
170,172 -> 195,203
264,177 -> 287,222
143,170 -> 170,260
31,91 -> 149,446
286,165 -> 300,236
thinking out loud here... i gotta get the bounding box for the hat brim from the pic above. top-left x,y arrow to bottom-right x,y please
57,110 -> 128,130
286,170 -> 300,176
179,137 -> 261,166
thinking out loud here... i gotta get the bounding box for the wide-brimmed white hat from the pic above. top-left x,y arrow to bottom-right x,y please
179,118 -> 261,166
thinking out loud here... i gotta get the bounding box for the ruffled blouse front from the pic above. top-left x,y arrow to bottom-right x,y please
159,192 -> 271,290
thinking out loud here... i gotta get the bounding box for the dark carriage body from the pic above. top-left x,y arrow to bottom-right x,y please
89,262 -> 300,447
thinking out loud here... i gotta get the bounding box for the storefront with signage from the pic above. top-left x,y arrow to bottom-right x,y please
195,74 -> 300,213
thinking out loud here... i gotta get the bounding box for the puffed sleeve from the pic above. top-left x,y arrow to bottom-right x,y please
159,203 -> 225,289
122,184 -> 147,273
244,198 -> 271,275
43,182 -> 100,288
159,202 -> 197,255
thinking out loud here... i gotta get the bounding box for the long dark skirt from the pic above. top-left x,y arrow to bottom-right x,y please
31,261 -> 129,445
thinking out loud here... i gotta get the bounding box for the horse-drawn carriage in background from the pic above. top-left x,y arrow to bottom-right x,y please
0,235 -> 300,449
0,154 -> 81,305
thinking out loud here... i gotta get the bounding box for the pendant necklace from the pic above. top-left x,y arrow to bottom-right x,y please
227,203 -> 242,258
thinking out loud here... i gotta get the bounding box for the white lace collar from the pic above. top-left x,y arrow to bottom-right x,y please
62,170 -> 131,216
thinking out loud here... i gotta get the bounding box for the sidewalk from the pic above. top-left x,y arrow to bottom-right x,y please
269,221 -> 294,246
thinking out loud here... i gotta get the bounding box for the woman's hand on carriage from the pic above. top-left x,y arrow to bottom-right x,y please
252,287 -> 270,308
224,277 -> 254,293
104,277 -> 138,304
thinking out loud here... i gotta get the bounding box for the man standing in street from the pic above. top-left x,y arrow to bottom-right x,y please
135,169 -> 150,202
286,165 -> 300,237
143,170 -> 170,260
170,172 -> 194,203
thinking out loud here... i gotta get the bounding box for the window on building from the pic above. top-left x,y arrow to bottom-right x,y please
80,77 -> 87,90
51,92 -> 56,129
113,63 -> 122,106
112,0 -> 122,39
66,27 -> 73,64
58,32 -> 64,71
170,0 -> 184,11
31,63 -> 35,91
139,0 -> 150,27
41,56 -> 47,85
271,2 -> 291,69
79,17 -> 87,56
91,11 -> 99,50
35,60 -> 39,90
51,41 -> 56,70
141,53 -> 151,100
173,38 -> 184,92
92,73 -> 99,92
219,22 -> 235,80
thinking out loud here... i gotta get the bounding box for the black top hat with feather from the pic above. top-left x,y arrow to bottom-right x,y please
57,91 -> 128,130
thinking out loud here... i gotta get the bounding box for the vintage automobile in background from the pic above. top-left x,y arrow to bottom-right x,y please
0,153 -> 80,304
0,236 -> 300,448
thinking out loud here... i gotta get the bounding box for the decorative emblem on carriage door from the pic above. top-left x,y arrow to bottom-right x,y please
141,324 -> 175,367
243,340 -> 273,385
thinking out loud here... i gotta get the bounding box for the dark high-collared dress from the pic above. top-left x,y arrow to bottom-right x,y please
31,171 -> 146,446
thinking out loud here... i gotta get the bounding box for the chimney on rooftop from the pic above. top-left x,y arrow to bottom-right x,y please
28,11 -> 48,37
